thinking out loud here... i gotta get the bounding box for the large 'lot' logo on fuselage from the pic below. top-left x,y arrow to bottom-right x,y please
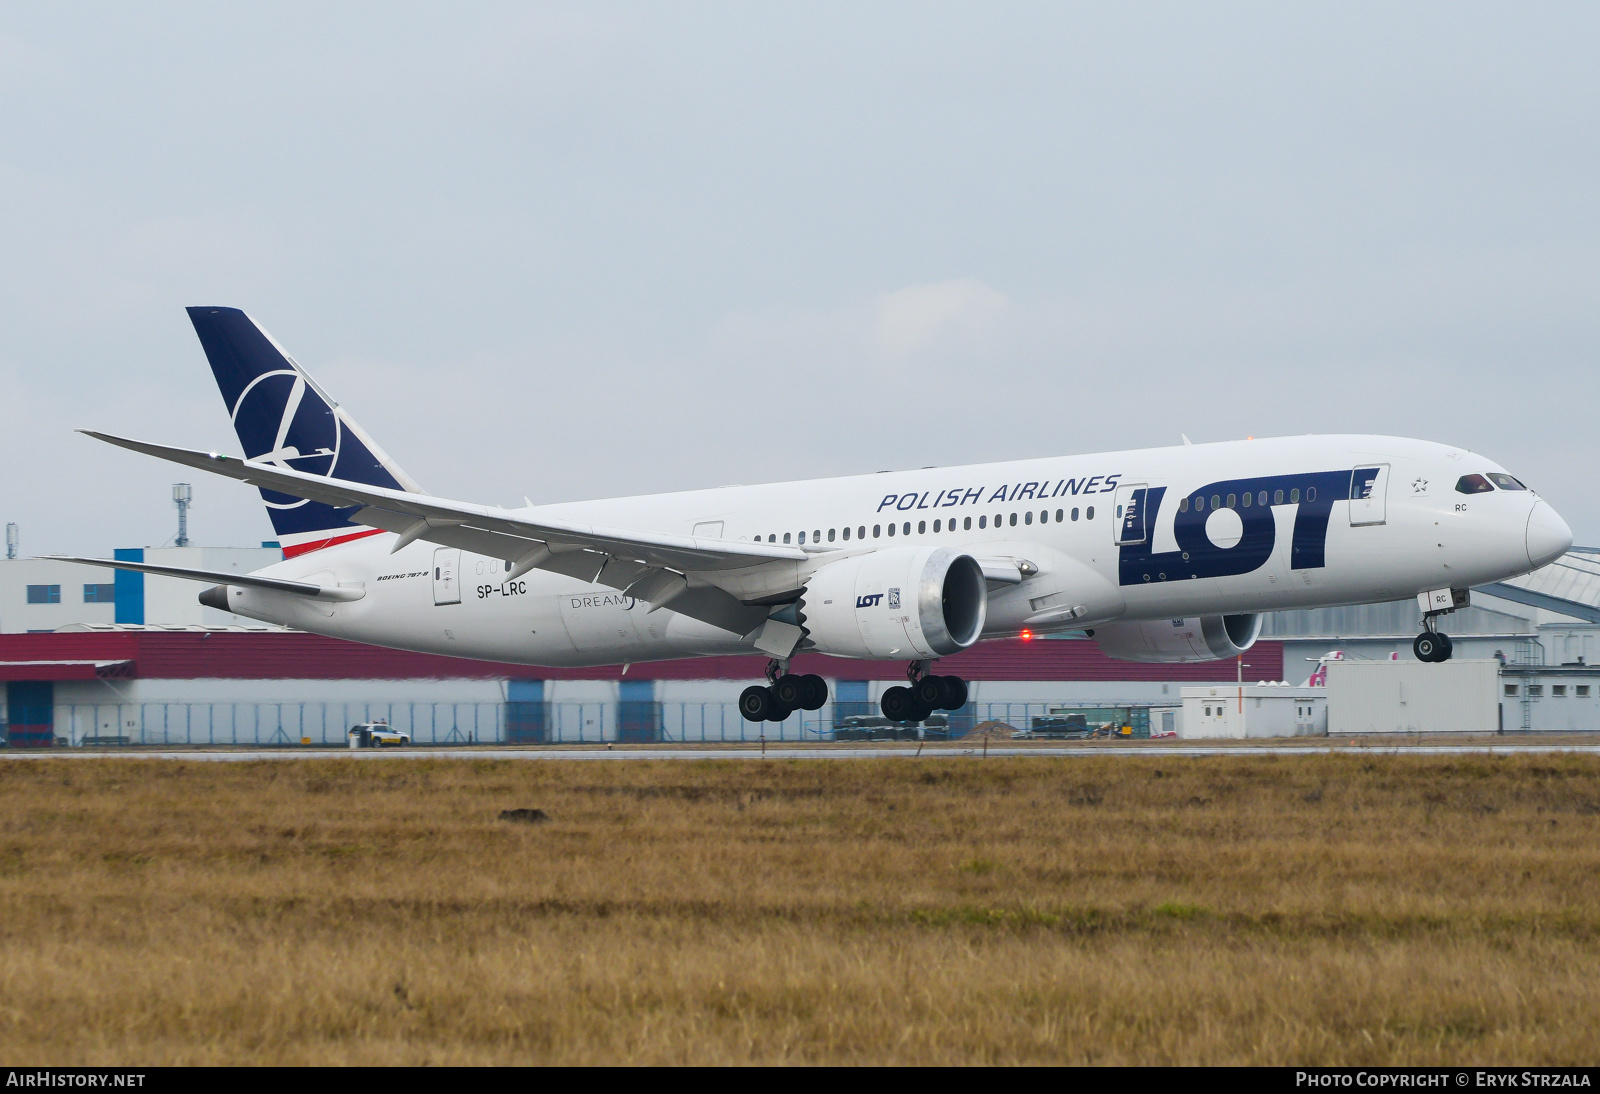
1117,471 -> 1357,587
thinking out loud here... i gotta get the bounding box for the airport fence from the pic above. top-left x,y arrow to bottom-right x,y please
27,699 -> 1160,747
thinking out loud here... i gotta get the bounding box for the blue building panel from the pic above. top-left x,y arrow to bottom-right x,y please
834,679 -> 872,721
505,679 -> 546,743
618,680 -> 654,702
113,548 -> 144,625
508,680 -> 544,702
6,680 -> 54,748
618,679 -> 659,742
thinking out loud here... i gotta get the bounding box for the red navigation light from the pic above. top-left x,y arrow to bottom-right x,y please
1020,629 -> 1033,641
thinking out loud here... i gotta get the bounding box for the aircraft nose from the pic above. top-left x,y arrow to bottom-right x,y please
1526,501 -> 1573,569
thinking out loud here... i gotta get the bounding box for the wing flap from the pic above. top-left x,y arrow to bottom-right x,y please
658,585 -> 766,635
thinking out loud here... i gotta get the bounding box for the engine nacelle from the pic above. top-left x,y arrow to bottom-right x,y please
800,546 -> 987,659
1090,613 -> 1263,663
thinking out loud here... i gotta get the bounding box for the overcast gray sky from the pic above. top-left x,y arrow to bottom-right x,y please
2,1 -> 1596,554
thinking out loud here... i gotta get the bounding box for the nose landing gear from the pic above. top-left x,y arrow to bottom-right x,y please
1414,588 -> 1468,663
1414,629 -> 1453,663
1414,621 -> 1455,663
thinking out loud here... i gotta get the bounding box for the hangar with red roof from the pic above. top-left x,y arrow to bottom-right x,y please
0,629 -> 1284,747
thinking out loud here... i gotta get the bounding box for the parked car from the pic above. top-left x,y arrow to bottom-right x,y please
348,722 -> 410,748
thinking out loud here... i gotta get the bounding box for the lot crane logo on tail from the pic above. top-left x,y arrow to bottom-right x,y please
187,306 -> 418,552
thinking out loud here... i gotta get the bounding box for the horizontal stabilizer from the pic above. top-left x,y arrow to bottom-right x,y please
43,556 -> 366,602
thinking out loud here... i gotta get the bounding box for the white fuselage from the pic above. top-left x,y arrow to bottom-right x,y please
224,434 -> 1568,668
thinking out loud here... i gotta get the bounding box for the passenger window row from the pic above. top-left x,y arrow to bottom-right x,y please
1179,488 -> 1308,513
760,470 -> 1533,541
756,506 -> 1096,544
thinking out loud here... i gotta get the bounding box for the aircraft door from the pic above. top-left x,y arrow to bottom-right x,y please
1113,484 -> 1149,545
432,547 -> 462,605
1349,465 -> 1389,526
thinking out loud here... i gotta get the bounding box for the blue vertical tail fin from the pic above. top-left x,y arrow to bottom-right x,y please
187,306 -> 420,556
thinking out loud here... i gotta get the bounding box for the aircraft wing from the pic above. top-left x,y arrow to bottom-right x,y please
80,430 -> 804,634
44,556 -> 365,601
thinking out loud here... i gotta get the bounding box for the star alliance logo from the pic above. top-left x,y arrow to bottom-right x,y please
1411,478 -> 1429,494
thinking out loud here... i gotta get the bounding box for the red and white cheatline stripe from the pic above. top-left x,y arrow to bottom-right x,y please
278,527 -> 384,559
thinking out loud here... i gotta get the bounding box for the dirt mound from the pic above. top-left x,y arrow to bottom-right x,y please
498,807 -> 549,824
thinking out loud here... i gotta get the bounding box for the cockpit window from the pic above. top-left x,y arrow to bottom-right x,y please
1455,474 -> 1494,494
1488,473 -> 1527,491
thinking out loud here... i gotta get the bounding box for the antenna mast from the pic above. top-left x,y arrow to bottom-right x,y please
173,484 -> 193,548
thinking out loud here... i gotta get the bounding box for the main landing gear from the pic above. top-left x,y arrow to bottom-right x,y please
736,661 -> 971,725
880,661 -> 969,724
739,660 -> 829,723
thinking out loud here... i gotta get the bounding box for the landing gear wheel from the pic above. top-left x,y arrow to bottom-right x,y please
908,698 -> 935,723
799,674 -> 828,711
1436,633 -> 1453,661
942,676 -> 969,709
1413,632 -> 1450,663
880,686 -> 916,723
912,675 -> 946,709
739,685 -> 772,722
913,675 -> 968,710
773,674 -> 806,709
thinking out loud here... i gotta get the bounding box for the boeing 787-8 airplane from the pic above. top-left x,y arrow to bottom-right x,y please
52,308 -> 1572,724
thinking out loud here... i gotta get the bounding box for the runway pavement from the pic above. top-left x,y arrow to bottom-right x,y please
5,742 -> 1600,761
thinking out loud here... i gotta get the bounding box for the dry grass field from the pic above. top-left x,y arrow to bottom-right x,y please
1,752 -> 1599,1065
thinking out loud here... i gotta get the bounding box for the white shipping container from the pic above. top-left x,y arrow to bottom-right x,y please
1179,685 -> 1326,739
1326,659 -> 1499,735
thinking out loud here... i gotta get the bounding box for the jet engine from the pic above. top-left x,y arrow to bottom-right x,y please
798,546 -> 987,660
1089,613 -> 1262,663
